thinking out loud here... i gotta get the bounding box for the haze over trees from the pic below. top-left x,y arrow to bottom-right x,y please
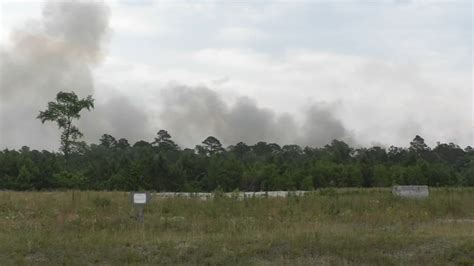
0,91 -> 472,191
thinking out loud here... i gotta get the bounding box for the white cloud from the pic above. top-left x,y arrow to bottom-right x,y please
216,27 -> 264,42
0,1 -> 42,45
108,2 -> 165,37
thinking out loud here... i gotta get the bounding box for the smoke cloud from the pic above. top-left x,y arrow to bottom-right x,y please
0,0 -> 111,149
0,1 -> 353,151
79,95 -> 152,143
159,85 -> 352,148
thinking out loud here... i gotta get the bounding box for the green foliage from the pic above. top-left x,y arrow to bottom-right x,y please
300,176 -> 314,190
152,130 -> 179,152
205,155 -> 243,191
91,196 -> 112,208
212,185 -> 225,199
0,134 -> 473,191
200,136 -> 224,156
16,165 -> 34,190
319,187 -> 338,197
52,171 -> 87,189
37,91 -> 94,158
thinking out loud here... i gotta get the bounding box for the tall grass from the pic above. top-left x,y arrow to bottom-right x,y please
0,188 -> 473,265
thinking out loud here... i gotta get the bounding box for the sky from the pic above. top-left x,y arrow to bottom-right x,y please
0,0 -> 472,151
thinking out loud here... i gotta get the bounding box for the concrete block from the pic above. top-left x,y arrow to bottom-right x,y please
392,185 -> 429,198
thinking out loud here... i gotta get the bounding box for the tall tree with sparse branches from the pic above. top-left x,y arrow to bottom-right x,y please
37,91 -> 94,158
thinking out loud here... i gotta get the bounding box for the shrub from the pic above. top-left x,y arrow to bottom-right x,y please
92,196 -> 112,208
52,171 -> 87,189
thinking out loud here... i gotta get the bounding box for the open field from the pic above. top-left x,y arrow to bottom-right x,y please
0,188 -> 473,265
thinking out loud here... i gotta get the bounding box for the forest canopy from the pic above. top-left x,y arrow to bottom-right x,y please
1,133 -> 473,191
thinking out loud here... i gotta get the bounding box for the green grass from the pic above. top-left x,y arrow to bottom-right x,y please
0,188 -> 473,265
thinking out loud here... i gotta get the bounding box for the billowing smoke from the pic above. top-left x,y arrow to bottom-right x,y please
79,95 -> 152,143
1,1 -> 109,100
298,104 -> 353,146
0,0 -> 111,149
0,1 -> 353,151
159,85 -> 352,148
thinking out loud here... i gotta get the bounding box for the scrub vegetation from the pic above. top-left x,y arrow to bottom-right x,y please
0,188 -> 473,265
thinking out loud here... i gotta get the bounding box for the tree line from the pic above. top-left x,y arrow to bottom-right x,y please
1,132 -> 473,191
1,91 -> 472,191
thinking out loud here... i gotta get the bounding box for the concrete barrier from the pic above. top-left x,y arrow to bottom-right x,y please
152,191 -> 310,200
392,185 -> 429,198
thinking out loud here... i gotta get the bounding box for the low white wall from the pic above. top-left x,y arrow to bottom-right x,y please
152,191 -> 309,200
392,185 -> 429,198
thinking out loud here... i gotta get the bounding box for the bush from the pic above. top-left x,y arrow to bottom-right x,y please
212,185 -> 225,200
91,196 -> 112,208
301,176 -> 314,190
52,171 -> 87,189
319,187 -> 337,197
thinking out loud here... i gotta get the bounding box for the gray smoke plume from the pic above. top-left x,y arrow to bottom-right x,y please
298,104 -> 353,146
79,95 -> 152,143
159,85 -> 352,148
0,0 -> 110,150
0,1 -> 353,151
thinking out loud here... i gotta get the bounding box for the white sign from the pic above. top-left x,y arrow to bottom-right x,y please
133,193 -> 147,204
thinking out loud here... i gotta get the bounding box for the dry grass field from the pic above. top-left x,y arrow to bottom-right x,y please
0,188 -> 473,265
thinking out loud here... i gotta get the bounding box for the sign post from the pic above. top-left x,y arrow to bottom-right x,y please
130,192 -> 150,223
